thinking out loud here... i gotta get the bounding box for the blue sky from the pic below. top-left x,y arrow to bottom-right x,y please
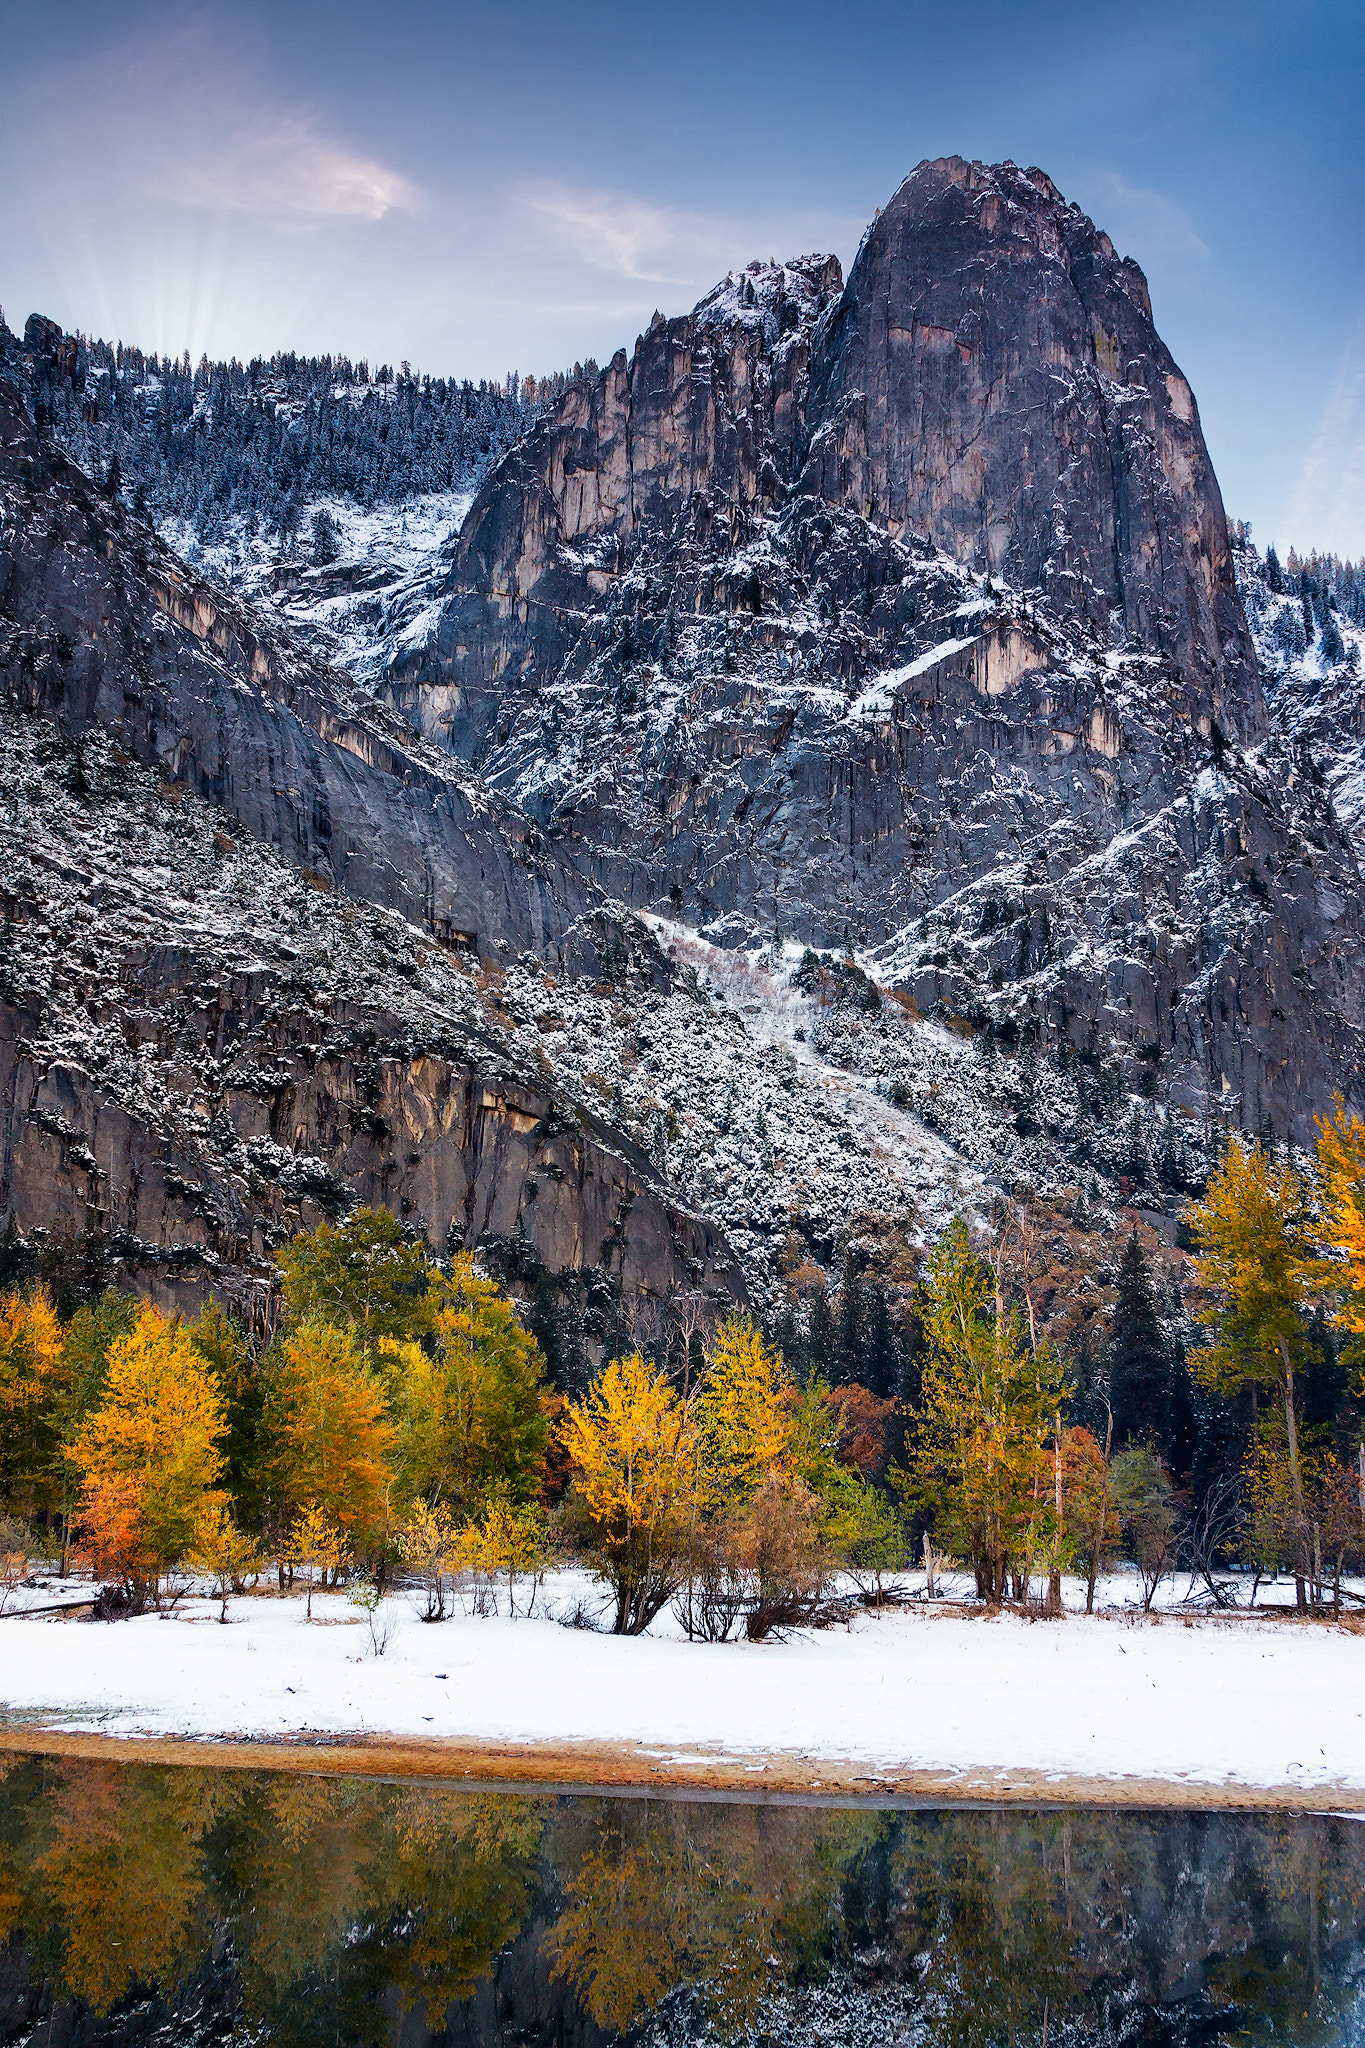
1,0 -> 1361,555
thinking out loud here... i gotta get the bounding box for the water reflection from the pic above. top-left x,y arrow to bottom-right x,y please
0,1756 -> 1362,2044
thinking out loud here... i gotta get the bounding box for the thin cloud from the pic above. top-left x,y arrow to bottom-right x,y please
1286,301 -> 1365,557
7,18 -> 419,230
517,183 -> 718,283
141,111 -> 419,224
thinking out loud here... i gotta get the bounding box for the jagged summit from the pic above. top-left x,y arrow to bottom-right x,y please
692,254 -> 844,338
410,158 -> 1256,749
805,156 -> 1258,725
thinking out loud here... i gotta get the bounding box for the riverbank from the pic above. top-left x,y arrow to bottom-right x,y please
3,1572 -> 1362,1807
3,1725 -> 1362,1811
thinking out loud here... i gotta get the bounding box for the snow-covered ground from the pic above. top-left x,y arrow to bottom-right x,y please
4,1573 -> 1361,1797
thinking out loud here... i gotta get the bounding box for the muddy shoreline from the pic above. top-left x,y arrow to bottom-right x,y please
2,1726 -> 1360,1811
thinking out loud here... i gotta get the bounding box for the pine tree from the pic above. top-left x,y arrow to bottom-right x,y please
1109,1232 -> 1169,1449
807,1291 -> 836,1382
836,1268 -> 865,1386
278,1206 -> 434,1355
310,506 -> 340,564
527,1273 -> 589,1398
861,1283 -> 901,1399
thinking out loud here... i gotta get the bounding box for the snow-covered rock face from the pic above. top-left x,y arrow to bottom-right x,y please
0,705 -> 751,1313
4,160 -> 1365,1307
1236,535 -> 1365,852
359,164 -> 1363,1146
0,377 -> 617,971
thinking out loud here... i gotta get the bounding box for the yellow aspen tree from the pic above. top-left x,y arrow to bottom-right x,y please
187,1503 -> 262,1622
899,1218 -> 1067,1607
0,1290 -> 64,1519
1185,1137 -> 1316,1604
288,1500 -> 349,1617
70,1306 -> 226,1597
459,1495 -> 547,1617
262,1317 -> 394,1552
400,1499 -> 461,1620
695,1313 -> 792,1506
561,1353 -> 697,1634
383,1256 -> 547,1516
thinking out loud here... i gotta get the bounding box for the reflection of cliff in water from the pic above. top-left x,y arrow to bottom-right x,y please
1,1760 -> 1363,2046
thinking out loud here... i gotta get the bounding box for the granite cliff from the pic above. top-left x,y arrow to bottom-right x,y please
3,155 -> 1363,1319
0,376 -> 747,1313
374,159 -> 1363,1145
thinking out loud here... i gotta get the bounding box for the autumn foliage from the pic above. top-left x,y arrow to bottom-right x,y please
70,1307 -> 226,1594
4,1151 -> 1364,1632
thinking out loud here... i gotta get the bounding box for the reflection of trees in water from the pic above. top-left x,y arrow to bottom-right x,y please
1,1760 -> 1363,2044
879,1810 -> 1365,2048
546,1800 -> 881,2036
0,1756 -> 229,2014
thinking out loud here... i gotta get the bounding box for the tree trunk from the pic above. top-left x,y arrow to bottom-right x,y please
1313,1524 -> 1323,1613
1087,1410 -> 1112,1616
1279,1340 -> 1308,1611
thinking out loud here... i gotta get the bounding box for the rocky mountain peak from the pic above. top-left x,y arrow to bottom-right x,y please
692,253 -> 844,339
804,157 -> 1259,732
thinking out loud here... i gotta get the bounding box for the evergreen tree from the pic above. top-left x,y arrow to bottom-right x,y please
807,1291 -> 836,1382
527,1274 -> 589,1398
1109,1232 -> 1169,1449
310,506 -> 341,565
768,1299 -> 804,1383
861,1283 -> 901,1399
836,1267 -> 865,1386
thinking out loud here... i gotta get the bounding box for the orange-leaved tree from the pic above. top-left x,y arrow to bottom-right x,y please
260,1316 -> 394,1557
70,1306 -> 226,1597
561,1352 -> 698,1635
1315,1098 -> 1365,1358
1060,1424 -> 1119,1615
